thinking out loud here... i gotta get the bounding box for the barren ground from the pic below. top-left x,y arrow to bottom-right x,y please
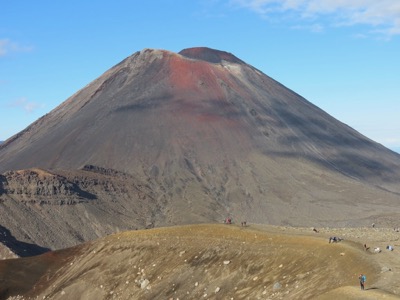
1,223 -> 400,300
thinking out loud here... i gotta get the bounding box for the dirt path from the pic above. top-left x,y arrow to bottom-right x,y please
253,224 -> 400,298
320,226 -> 400,296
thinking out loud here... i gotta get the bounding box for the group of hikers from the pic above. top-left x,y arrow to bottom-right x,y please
315,228 -> 371,290
223,217 -> 247,226
222,219 -> 394,291
224,217 -> 232,224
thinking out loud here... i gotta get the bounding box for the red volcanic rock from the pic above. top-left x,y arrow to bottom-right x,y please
1,47 -> 400,250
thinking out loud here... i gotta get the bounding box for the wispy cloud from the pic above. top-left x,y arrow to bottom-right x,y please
9,97 -> 44,113
230,0 -> 400,37
0,38 -> 33,57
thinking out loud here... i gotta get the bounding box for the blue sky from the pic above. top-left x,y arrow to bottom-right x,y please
1,0 -> 399,152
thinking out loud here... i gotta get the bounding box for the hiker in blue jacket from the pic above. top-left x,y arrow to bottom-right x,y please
358,274 -> 366,290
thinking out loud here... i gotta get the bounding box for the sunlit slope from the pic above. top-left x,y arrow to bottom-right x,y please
1,224 -> 394,300
1,47 -> 400,251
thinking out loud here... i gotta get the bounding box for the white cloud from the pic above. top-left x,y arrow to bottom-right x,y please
231,0 -> 400,36
9,97 -> 44,113
0,39 -> 33,57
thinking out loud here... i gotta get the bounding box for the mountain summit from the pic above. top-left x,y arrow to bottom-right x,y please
1,47 -> 400,251
179,47 -> 246,64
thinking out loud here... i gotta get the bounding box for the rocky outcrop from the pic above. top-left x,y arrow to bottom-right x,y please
0,168 -> 95,204
0,166 -> 158,251
81,164 -> 127,177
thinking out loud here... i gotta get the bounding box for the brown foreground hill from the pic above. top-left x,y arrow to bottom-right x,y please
1,224 -> 400,300
1,47 -> 400,253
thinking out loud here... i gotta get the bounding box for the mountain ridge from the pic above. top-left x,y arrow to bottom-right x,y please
1,47 -> 400,251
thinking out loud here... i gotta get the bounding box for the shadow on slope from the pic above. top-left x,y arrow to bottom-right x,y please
261,98 -> 400,188
0,225 -> 50,257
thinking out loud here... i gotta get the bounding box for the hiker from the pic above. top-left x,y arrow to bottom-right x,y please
329,236 -> 339,243
358,274 -> 366,290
